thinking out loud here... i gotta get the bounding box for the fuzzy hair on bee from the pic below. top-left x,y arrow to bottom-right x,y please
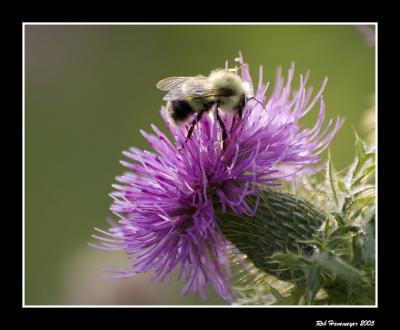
156,68 -> 254,151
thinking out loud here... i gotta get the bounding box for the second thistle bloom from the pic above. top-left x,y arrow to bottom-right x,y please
93,55 -> 344,301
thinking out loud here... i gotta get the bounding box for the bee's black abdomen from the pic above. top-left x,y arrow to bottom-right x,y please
167,100 -> 195,124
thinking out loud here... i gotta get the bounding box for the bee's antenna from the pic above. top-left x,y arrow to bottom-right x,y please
246,96 -> 267,111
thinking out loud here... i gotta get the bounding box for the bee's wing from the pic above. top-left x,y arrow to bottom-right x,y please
191,88 -> 235,98
156,77 -> 194,91
162,76 -> 210,101
162,85 -> 211,101
165,87 -> 235,101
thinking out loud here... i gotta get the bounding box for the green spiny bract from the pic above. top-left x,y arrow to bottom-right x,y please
219,188 -> 327,281
219,133 -> 375,305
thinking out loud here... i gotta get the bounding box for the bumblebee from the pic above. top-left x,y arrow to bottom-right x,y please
156,68 -> 254,151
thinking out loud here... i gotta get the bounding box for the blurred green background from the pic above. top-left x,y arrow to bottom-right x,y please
25,24 -> 375,305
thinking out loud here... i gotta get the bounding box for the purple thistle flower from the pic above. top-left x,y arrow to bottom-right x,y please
92,54 -> 344,302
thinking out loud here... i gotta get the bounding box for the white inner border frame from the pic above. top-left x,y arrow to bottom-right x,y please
22,22 -> 378,308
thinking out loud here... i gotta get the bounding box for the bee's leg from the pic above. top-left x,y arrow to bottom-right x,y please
215,108 -> 228,151
177,110 -> 205,151
186,110 -> 205,142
